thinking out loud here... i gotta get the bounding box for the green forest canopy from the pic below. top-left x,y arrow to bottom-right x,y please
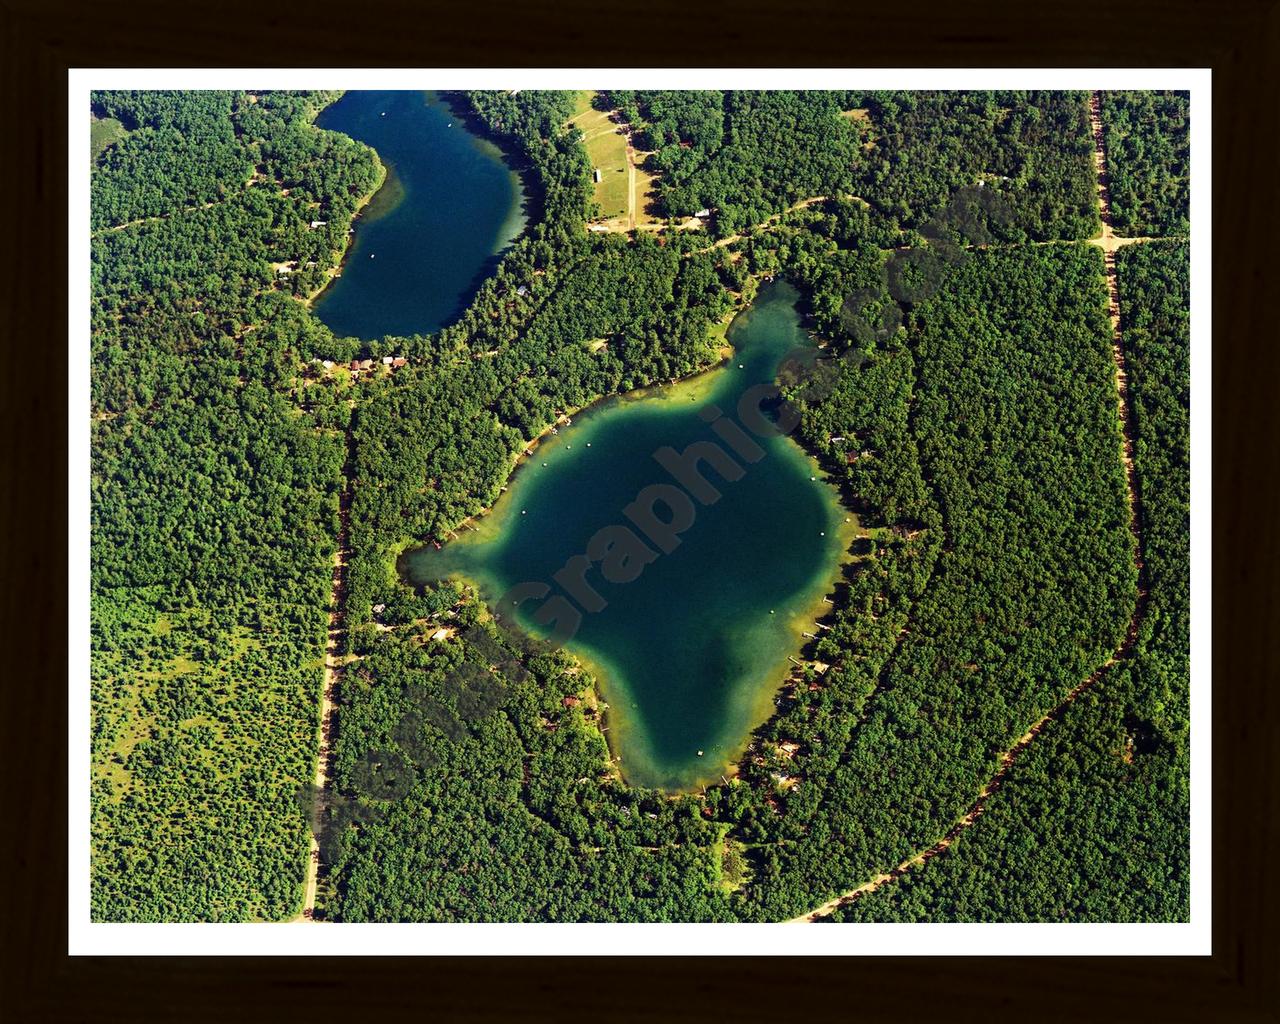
89,88 -> 1191,923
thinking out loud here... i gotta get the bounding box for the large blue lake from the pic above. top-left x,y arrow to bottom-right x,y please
401,282 -> 852,790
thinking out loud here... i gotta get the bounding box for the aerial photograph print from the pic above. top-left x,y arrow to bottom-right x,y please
83,77 -> 1196,938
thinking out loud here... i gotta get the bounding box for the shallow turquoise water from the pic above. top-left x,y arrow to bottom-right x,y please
313,90 -> 527,340
402,282 -> 850,790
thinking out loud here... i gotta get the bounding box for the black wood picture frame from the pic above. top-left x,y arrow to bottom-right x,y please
4,0 -> 1274,1018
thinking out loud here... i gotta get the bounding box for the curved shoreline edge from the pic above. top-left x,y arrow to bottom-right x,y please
397,280 -> 865,794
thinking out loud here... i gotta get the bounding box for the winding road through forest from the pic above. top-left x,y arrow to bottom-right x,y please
787,90 -> 1153,924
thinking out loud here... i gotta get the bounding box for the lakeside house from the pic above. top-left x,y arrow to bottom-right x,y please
310,220 -> 327,229
392,357 -> 407,368
516,285 -> 528,297
382,356 -> 394,365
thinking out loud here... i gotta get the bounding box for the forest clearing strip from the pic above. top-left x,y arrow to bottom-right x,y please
628,139 -> 637,230
699,195 -> 849,251
93,200 -> 223,235
297,424 -> 355,922
787,90 -> 1151,924
92,170 -> 268,235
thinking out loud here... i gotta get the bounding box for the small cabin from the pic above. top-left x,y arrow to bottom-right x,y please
310,220 -> 327,229
562,696 -> 581,708
392,357 -> 407,368
593,168 -> 602,183
516,285 -> 528,297
349,360 -> 360,371
382,356 -> 394,365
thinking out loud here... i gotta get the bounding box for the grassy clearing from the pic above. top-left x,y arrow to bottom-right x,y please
840,107 -> 878,151
632,156 -> 662,227
706,308 -> 737,350
91,115 -> 128,167
567,90 -> 630,221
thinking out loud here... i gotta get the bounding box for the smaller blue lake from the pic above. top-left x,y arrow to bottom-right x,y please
313,90 -> 528,340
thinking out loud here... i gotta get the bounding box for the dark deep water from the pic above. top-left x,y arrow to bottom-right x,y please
312,90 -> 527,340
401,282 -> 852,790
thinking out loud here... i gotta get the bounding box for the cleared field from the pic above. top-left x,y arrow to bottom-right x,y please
91,115 -> 128,166
568,91 -> 630,221
840,107 -> 878,151
631,152 -> 662,228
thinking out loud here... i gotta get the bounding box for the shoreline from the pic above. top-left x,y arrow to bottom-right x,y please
301,107 -> 390,312
399,306 -> 742,553
434,90 -> 547,237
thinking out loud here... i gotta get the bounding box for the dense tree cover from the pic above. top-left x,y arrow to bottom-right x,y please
329,184 -> 1139,920
91,91 -> 253,231
855,91 -> 1100,242
602,90 -> 1099,243
344,235 -> 732,611
831,241 -> 1190,922
1099,91 -> 1191,236
90,90 -> 382,920
601,89 -> 865,234
92,87 -> 1189,923
702,243 -> 1135,920
463,90 -> 593,247
327,618 -> 736,921
325,95 -> 750,920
